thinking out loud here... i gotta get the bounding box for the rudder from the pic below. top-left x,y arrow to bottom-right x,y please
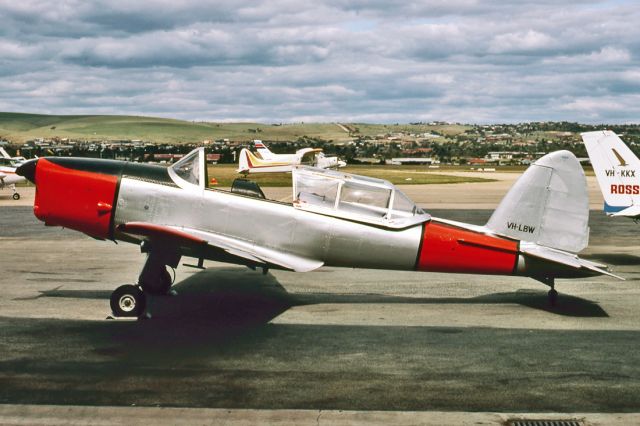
486,150 -> 589,253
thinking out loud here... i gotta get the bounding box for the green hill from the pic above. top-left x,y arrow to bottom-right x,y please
0,112 -> 355,144
0,112 -> 472,144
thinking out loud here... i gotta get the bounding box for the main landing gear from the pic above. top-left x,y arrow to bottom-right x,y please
2,183 -> 20,200
109,241 -> 179,318
110,284 -> 146,317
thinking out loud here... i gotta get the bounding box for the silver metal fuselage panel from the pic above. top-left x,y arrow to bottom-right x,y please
114,178 -> 423,271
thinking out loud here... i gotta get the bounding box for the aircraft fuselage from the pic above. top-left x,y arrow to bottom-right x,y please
18,156 -> 599,281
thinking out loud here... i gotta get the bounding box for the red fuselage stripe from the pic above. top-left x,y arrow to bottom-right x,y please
417,221 -> 518,275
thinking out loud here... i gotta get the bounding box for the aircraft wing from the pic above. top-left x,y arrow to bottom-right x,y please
117,222 -> 324,272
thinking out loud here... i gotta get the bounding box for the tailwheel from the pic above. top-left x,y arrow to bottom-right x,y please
548,288 -> 558,307
110,284 -> 146,317
12,193 -> 20,200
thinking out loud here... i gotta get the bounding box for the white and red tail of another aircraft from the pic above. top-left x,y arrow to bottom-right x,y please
254,140 -> 276,161
582,130 -> 640,219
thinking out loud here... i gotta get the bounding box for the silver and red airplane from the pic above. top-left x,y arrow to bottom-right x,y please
17,148 -> 618,318
0,148 -> 27,200
238,140 -> 346,174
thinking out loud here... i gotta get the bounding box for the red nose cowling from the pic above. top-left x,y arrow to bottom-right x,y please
30,158 -> 119,239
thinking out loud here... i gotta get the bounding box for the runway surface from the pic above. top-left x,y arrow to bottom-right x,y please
1,203 -> 639,423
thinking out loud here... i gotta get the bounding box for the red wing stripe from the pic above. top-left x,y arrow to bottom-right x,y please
117,222 -> 206,244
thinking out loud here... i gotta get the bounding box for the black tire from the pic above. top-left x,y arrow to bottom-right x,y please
12,193 -> 20,200
140,268 -> 172,295
110,284 -> 146,317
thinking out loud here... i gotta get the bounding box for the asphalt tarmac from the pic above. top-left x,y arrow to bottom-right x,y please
1,203 -> 640,424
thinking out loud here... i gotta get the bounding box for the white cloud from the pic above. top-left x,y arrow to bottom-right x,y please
0,0 -> 639,123
543,46 -> 632,65
489,30 -> 556,54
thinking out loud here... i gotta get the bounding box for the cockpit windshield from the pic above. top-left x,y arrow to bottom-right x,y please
168,147 -> 207,189
292,167 -> 429,228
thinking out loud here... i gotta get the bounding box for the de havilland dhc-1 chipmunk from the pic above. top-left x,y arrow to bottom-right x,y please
17,148 -> 620,318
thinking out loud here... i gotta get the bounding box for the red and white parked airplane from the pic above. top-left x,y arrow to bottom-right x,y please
238,140 -> 346,173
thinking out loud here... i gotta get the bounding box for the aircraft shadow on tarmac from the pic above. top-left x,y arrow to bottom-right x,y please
26,266 -> 608,322
586,252 -> 640,266
294,290 -> 608,317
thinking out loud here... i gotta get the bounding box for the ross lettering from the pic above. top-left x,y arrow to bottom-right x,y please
506,221 -> 536,234
610,184 -> 640,195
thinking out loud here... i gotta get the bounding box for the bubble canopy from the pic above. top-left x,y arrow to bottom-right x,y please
292,166 -> 431,228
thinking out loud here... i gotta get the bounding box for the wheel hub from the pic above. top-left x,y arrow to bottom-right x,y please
118,295 -> 136,312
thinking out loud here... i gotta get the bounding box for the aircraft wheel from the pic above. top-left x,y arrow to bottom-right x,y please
12,193 -> 20,200
110,284 -> 146,317
140,268 -> 172,295
548,288 -> 558,307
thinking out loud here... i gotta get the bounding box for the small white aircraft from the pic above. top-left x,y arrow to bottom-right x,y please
0,147 -> 27,165
238,140 -> 346,174
0,148 -> 26,200
582,130 -> 640,219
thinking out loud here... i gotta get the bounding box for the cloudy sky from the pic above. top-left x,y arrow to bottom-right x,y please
0,0 -> 638,123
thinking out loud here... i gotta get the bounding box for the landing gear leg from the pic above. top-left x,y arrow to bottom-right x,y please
11,184 -> 19,200
535,276 -> 558,307
548,287 -> 558,307
543,277 -> 558,307
108,242 -> 180,319
137,241 -> 180,296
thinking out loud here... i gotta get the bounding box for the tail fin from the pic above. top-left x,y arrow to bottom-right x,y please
581,130 -> 640,217
254,140 -> 274,160
0,147 -> 10,159
237,148 -> 252,173
486,150 -> 589,253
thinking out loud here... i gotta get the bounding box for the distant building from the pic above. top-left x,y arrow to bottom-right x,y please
468,158 -> 488,165
206,154 -> 221,164
353,157 -> 382,164
387,157 -> 438,165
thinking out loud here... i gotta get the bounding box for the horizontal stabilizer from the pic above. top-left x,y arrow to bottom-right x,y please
520,242 -> 624,280
610,204 -> 640,218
